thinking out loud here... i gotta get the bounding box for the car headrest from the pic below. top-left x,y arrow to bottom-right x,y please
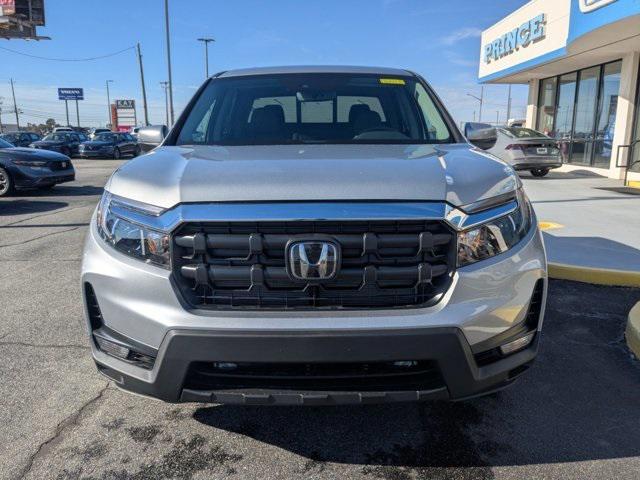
348,104 -> 372,125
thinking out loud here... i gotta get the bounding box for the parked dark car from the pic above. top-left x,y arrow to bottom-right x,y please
78,132 -> 140,159
0,131 -> 42,147
30,132 -> 82,157
0,137 -> 75,197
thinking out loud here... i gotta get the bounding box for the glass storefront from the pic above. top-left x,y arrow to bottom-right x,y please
536,60 -> 622,167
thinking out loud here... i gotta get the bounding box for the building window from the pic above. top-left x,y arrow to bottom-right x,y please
594,62 -> 621,168
536,77 -> 557,136
537,60 -> 622,168
571,66 -> 600,166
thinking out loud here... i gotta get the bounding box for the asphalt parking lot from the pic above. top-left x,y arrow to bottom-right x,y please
1,159 -> 640,480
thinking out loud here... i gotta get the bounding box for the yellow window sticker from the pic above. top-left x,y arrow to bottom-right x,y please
379,78 -> 406,85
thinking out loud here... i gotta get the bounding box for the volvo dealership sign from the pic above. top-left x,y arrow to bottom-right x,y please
484,14 -> 546,64
58,88 -> 84,101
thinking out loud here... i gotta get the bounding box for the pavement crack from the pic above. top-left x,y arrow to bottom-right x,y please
17,382 -> 110,480
0,226 -> 82,248
0,340 -> 89,350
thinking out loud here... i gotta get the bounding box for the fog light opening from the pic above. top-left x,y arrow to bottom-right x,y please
499,331 -> 535,356
213,362 -> 238,371
95,335 -> 130,360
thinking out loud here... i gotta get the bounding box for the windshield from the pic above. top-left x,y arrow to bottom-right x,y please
94,133 -> 116,142
43,134 -> 68,142
176,74 -> 454,146
0,138 -> 13,149
500,127 -> 547,138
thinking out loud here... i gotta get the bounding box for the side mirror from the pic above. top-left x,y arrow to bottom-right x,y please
137,125 -> 168,153
467,127 -> 497,150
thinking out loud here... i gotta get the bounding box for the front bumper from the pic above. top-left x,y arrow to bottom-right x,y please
13,166 -> 75,188
510,157 -> 562,171
82,210 -> 547,405
78,149 -> 112,158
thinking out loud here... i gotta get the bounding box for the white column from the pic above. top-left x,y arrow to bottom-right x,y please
525,79 -> 539,129
609,51 -> 639,179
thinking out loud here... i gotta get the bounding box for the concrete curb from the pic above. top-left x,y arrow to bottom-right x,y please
548,262 -> 640,288
626,303 -> 640,359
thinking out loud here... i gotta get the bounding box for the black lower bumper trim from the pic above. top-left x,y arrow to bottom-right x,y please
94,326 -> 539,405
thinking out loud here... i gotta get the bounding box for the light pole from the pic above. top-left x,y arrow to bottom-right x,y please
164,0 -> 175,126
467,86 -> 484,122
197,37 -> 215,78
160,81 -> 169,127
106,80 -> 114,129
10,78 -> 19,130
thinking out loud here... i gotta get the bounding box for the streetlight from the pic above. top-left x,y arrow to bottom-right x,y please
106,80 -> 114,129
197,37 -> 215,78
160,81 -> 169,127
467,86 -> 484,122
164,0 -> 175,126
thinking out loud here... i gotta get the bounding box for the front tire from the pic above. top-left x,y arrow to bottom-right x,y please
113,148 -> 121,160
0,167 -> 15,197
530,168 -> 550,177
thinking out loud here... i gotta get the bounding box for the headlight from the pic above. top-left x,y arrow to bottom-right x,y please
13,159 -> 47,167
457,189 -> 533,267
96,192 -> 170,268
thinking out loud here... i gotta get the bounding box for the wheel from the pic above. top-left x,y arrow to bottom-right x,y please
530,168 -> 550,177
0,167 -> 15,197
113,148 -> 121,160
134,145 -> 141,157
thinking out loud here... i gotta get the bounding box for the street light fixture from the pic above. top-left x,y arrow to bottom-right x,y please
197,37 -> 215,78
106,80 -> 114,129
467,86 -> 484,122
164,0 -> 175,126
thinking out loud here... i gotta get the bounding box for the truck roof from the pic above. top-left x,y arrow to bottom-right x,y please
216,65 -> 414,78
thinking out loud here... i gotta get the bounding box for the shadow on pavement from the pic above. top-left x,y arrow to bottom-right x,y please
17,185 -> 104,197
0,199 -> 68,216
519,169 -> 607,180
193,281 -> 640,473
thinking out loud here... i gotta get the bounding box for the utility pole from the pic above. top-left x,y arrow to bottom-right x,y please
496,110 -> 499,125
164,0 -> 175,125
473,111 -> 476,122
0,97 -> 4,134
10,78 -> 20,130
506,84 -> 512,122
106,80 -> 113,128
75,99 -> 80,127
467,87 -> 484,122
136,43 -> 150,126
65,100 -> 69,126
160,81 -> 169,127
197,37 -> 215,78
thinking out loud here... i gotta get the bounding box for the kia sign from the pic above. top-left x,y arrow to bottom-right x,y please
115,99 -> 137,131
58,88 -> 84,101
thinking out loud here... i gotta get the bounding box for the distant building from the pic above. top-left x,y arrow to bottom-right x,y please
479,0 -> 640,182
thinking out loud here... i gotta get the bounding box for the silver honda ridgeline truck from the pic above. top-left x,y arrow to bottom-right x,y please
82,66 -> 546,405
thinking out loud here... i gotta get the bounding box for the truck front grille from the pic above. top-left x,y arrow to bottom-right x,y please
171,220 -> 455,310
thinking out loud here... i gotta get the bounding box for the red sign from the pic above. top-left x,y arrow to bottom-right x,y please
0,0 -> 16,15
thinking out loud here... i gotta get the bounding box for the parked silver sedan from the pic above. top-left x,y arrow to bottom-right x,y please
488,127 -> 562,177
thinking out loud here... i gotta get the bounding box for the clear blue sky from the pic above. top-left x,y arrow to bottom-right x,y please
0,0 -> 529,128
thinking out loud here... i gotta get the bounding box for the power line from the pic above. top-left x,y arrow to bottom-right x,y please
0,45 -> 136,62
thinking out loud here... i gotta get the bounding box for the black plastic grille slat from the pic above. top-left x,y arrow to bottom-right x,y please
185,360 -> 445,392
172,220 -> 455,310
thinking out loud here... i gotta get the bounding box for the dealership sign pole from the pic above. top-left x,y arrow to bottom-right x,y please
58,88 -> 83,128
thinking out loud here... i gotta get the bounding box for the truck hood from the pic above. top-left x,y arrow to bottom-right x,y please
107,144 -> 518,210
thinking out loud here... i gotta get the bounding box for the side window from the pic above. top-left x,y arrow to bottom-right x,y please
250,97 -> 296,123
21,133 -> 30,142
337,96 -> 386,122
71,134 -> 79,142
413,83 -> 451,142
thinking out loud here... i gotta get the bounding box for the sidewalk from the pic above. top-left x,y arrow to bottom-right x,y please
521,169 -> 640,286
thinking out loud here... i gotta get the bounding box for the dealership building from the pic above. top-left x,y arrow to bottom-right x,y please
480,0 -> 640,181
